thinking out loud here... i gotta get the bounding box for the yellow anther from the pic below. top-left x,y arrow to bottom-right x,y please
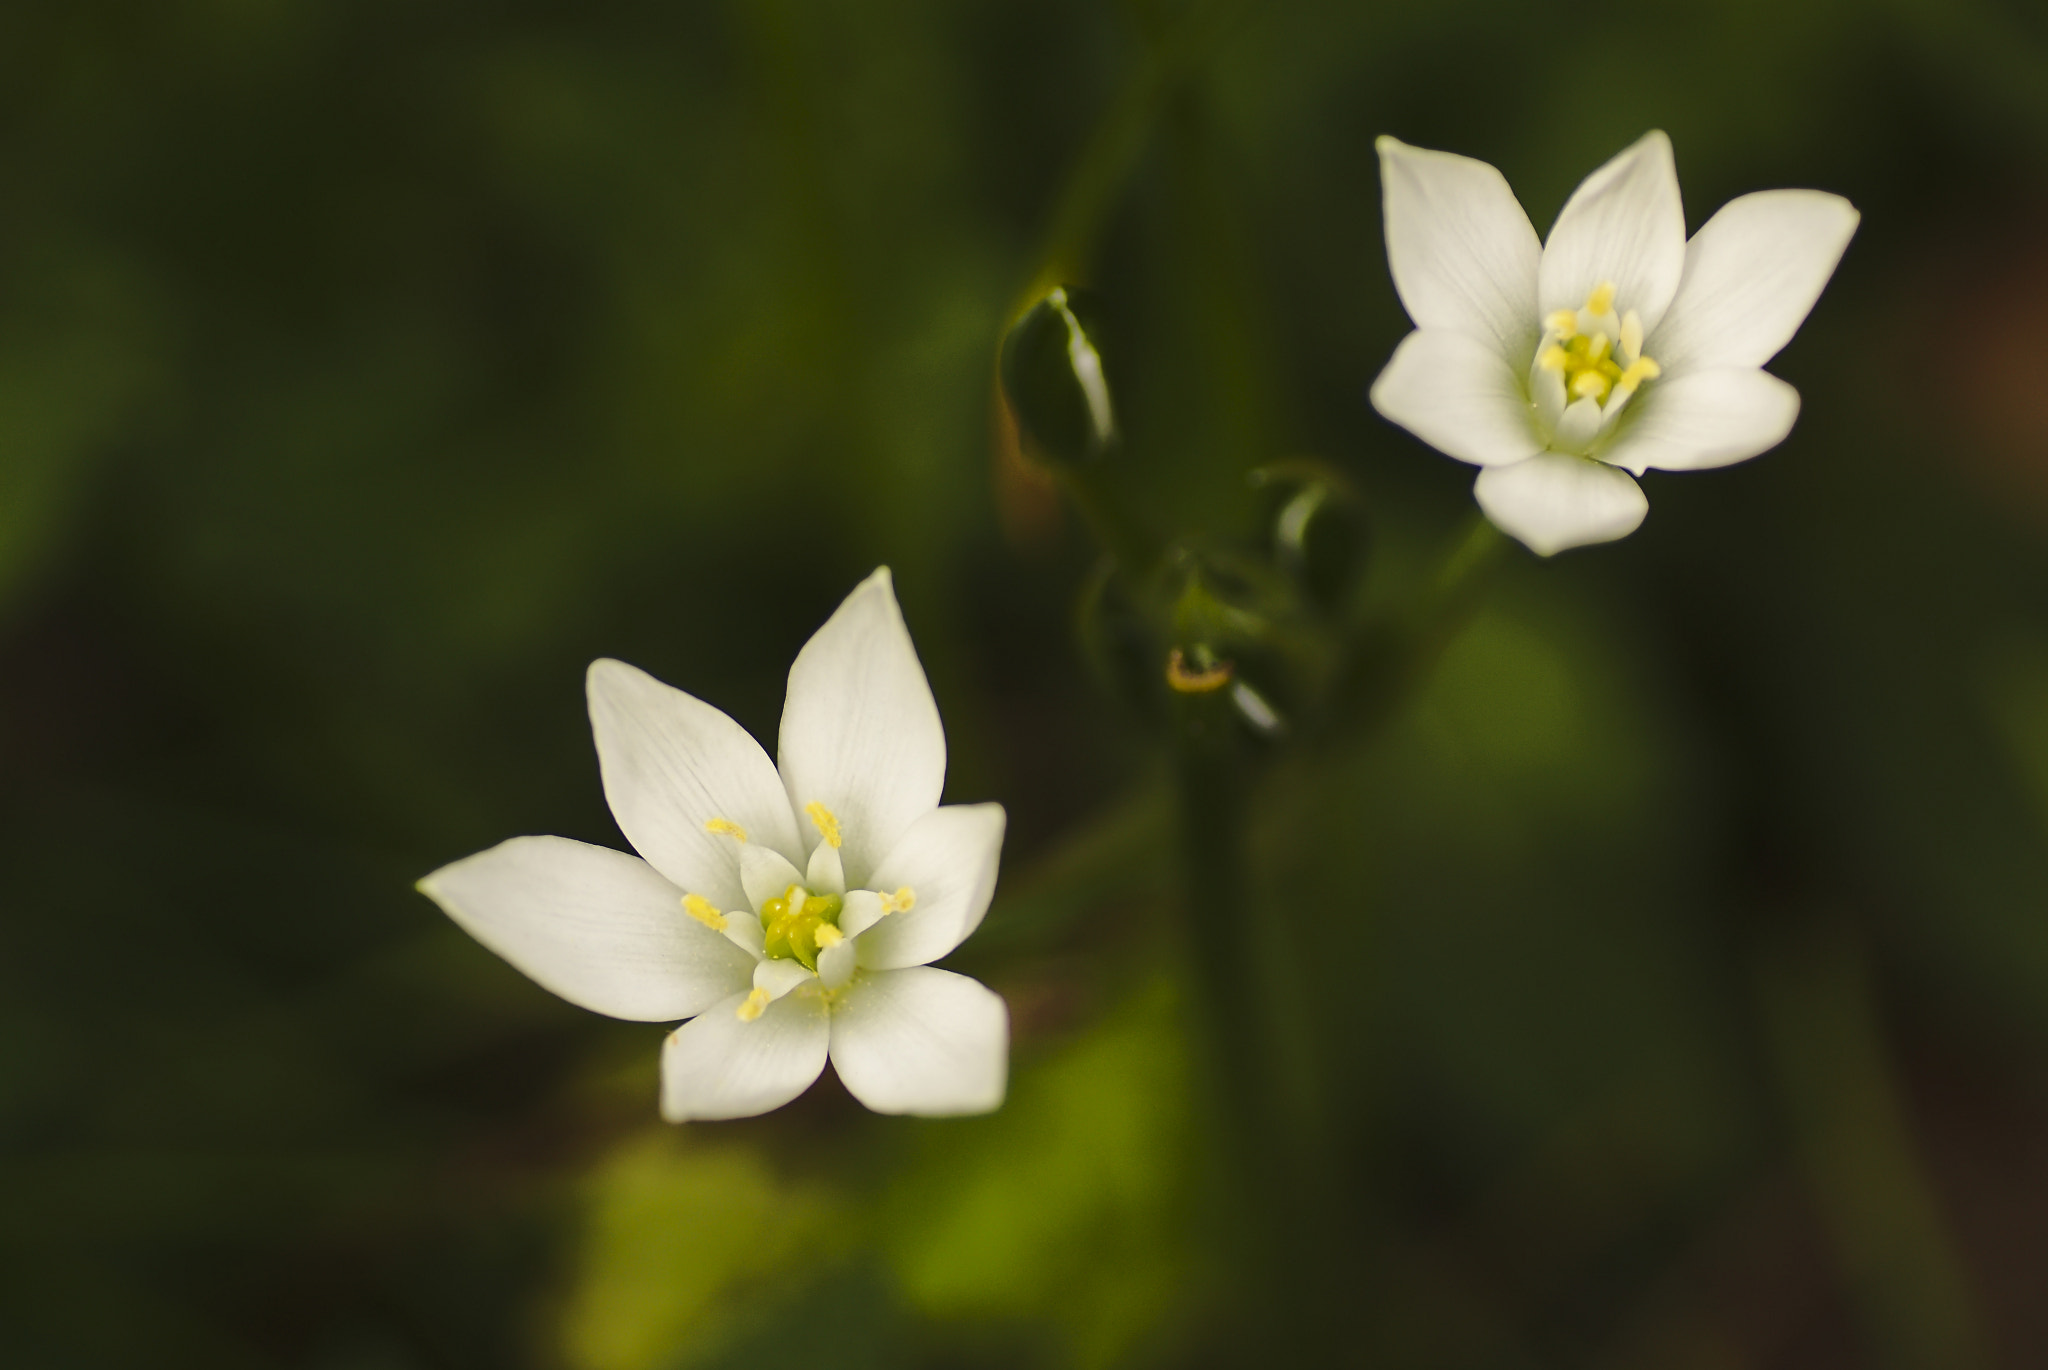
805,801 -> 842,849
1585,281 -> 1616,315
682,894 -> 727,932
1165,647 -> 1233,694
1538,345 -> 1569,372
879,887 -> 917,914
1611,356 -> 1662,397
1571,371 -> 1608,401
1584,333 -> 1612,364
1544,309 -> 1579,338
814,924 -> 844,948
705,817 -> 748,843
736,987 -> 771,1022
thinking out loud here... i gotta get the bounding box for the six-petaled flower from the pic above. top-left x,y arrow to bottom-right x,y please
1371,130 -> 1858,555
420,568 -> 1008,1122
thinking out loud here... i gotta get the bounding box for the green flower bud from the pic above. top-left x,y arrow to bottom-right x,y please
999,286 -> 1118,466
1251,461 -> 1368,615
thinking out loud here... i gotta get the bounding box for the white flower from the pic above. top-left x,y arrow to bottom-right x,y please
1369,131 -> 1858,555
418,568 -> 1008,1121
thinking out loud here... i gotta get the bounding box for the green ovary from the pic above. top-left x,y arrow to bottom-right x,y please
760,884 -> 844,970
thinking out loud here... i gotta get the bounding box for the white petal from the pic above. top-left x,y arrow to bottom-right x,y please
838,889 -> 885,940
419,836 -> 753,1022
1550,395 -> 1605,455
777,568 -> 946,888
817,938 -> 857,991
660,988 -> 829,1122
753,958 -> 813,1000
1649,189 -> 1859,374
806,839 -> 846,896
1473,453 -> 1647,556
1599,368 -> 1801,475
587,659 -> 804,909
722,914 -> 765,960
740,843 -> 804,912
1376,135 -> 1542,362
1369,329 -> 1544,468
828,967 -> 1007,1116
1539,131 -> 1687,335
854,803 -> 1006,971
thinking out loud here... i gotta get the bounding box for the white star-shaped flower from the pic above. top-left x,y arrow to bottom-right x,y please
1369,131 -> 1858,555
419,568 -> 1008,1121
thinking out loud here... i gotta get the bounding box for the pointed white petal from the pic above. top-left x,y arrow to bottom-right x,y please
854,803 -> 1006,971
1649,189 -> 1859,373
817,938 -> 857,991
753,958 -> 813,1000
1539,131 -> 1687,336
587,659 -> 804,909
660,988 -> 830,1122
837,889 -> 886,940
1550,395 -> 1605,454
777,568 -> 946,888
722,914 -> 765,960
1370,329 -> 1544,468
1473,453 -> 1647,556
1376,136 -> 1542,361
740,844 -> 804,912
419,836 -> 753,1022
806,839 -> 846,896
828,967 -> 1007,1116
1599,368 -> 1801,474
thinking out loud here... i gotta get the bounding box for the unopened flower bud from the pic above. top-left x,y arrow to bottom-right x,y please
999,286 -> 1118,466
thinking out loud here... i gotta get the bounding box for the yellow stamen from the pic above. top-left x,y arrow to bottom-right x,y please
805,801 -> 842,849
1165,647 -> 1232,693
736,987 -> 771,1022
1571,371 -> 1608,401
1544,309 -> 1579,338
1619,310 -> 1643,362
879,886 -> 917,914
1584,333 -> 1612,364
814,924 -> 844,948
1610,355 -> 1662,397
1537,345 -> 1569,372
682,894 -> 727,932
705,817 -> 748,843
1585,281 -> 1616,315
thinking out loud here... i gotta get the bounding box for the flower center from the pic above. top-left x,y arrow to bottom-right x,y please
1528,280 -> 1662,455
1537,281 -> 1661,407
760,883 -> 844,970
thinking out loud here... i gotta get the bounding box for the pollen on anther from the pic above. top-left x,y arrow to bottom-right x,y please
815,924 -> 844,948
705,817 -> 749,843
682,894 -> 728,932
1545,309 -> 1579,338
1585,281 -> 1617,315
1538,345 -> 1569,372
736,987 -> 770,1022
880,886 -> 917,914
805,801 -> 843,849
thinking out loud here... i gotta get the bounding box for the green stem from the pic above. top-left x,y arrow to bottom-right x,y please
1056,466 -> 1166,579
1170,736 -> 1345,1354
1327,513 -> 1509,742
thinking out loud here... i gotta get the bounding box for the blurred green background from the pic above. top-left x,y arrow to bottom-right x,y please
7,1 -> 2048,1366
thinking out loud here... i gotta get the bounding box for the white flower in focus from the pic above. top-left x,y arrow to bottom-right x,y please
419,568 -> 1008,1121
1369,131 -> 1858,555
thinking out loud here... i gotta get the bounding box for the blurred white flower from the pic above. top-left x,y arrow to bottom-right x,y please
420,568 -> 1008,1121
1370,131 -> 1858,555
